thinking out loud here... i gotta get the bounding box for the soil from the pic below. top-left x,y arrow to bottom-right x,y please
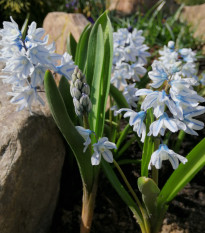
49,128 -> 205,233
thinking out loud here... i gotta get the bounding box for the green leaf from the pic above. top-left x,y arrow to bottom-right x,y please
158,138 -> 205,205
141,109 -> 154,177
110,84 -> 129,109
86,11 -> 113,138
89,25 -> 104,134
58,76 -> 76,124
21,13 -> 30,41
138,177 -> 160,218
67,33 -> 77,60
75,24 -> 92,72
44,70 -> 94,192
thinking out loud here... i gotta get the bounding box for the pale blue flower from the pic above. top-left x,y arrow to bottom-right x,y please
7,85 -> 44,112
25,22 -> 48,45
3,53 -> 34,79
113,28 -> 129,47
0,16 -> 21,41
168,41 -> 175,50
113,47 -> 124,65
179,48 -> 196,63
28,45 -> 52,65
115,108 -> 146,142
137,90 -> 168,118
91,137 -> 117,165
55,52 -> 76,80
124,45 -> 138,62
181,62 -> 197,78
136,44 -> 150,65
148,61 -> 168,88
129,29 -> 145,46
123,84 -> 138,108
30,65 -> 47,86
170,88 -> 205,107
111,68 -> 130,89
148,112 -> 182,137
75,126 -> 92,152
148,144 -> 187,170
182,106 -> 205,136
130,63 -> 147,81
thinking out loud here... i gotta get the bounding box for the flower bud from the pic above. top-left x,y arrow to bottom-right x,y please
74,79 -> 83,90
72,87 -> 81,100
72,73 -> 77,82
80,94 -> 90,107
86,100 -> 92,112
77,70 -> 83,79
82,84 -> 90,95
73,98 -> 83,112
73,67 -> 79,75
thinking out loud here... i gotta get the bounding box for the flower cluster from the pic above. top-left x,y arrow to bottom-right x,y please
111,28 -> 150,90
0,17 -> 75,112
76,126 -> 117,165
115,41 -> 205,170
70,67 -> 92,116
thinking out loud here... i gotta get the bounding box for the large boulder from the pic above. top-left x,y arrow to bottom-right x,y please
43,12 -> 89,55
0,65 -> 65,233
182,3 -> 205,41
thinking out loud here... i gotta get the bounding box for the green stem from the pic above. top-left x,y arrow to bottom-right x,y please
80,178 -> 98,233
174,130 -> 186,153
152,138 -> 160,185
113,160 -> 150,233
115,124 -> 131,153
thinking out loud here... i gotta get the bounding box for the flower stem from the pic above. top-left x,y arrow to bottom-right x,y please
152,138 -> 160,185
80,179 -> 98,233
113,159 -> 150,233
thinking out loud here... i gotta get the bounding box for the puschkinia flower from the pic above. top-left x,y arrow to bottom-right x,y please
148,144 -> 188,170
0,17 -> 76,112
0,16 -> 21,40
55,52 -> 75,80
75,126 -> 92,152
148,113 -> 185,137
91,137 -> 117,165
123,84 -> 139,108
148,61 -> 168,88
112,28 -> 150,89
115,108 -> 146,142
7,85 -> 44,112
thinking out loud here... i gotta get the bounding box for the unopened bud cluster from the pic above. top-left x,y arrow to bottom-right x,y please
70,67 -> 92,116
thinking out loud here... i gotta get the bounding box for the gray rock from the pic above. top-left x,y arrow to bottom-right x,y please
0,70 -> 65,233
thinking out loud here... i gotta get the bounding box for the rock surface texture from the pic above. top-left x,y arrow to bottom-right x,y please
182,3 -> 205,41
0,63 -> 65,233
43,12 -> 89,54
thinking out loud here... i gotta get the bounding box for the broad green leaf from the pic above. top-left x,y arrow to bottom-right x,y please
86,11 -> 113,138
141,109 -> 154,177
75,24 -> 92,72
44,70 -> 94,192
110,84 -> 129,109
89,25 -> 104,133
66,33 -> 77,60
138,177 -> 160,218
158,138 -> 205,205
58,76 -> 76,124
